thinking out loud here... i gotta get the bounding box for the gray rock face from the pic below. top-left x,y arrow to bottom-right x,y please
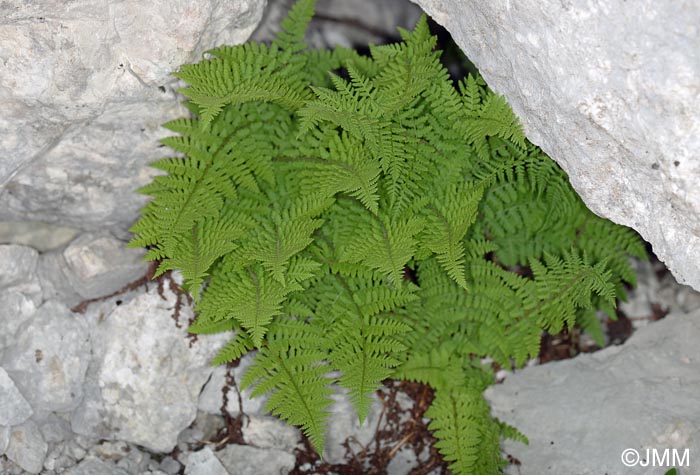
39,232 -> 146,307
63,457 -> 130,475
0,221 -> 79,252
61,232 -> 146,300
2,300 -> 90,415
486,309 -> 700,475
0,244 -> 42,306
198,355 -> 268,417
0,367 -> 33,426
412,0 -> 700,290
0,425 -> 9,455
216,444 -> 296,475
0,0 -> 267,235
0,291 -> 38,352
184,447 -> 230,475
71,281 -> 229,453
0,244 -> 38,289
242,416 -> 300,452
4,420 -> 48,474
323,389 -> 384,464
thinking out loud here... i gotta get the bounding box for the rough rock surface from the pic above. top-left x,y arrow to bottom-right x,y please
0,367 -> 33,426
486,309 -> 700,475
38,231 -> 147,307
71,282 -> 229,453
183,447 -> 229,475
4,420 -> 48,474
0,0 -> 267,235
2,300 -> 90,415
323,389 -> 384,464
412,0 -> 700,290
216,444 -> 296,475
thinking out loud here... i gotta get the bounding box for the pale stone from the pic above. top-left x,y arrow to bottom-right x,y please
71,280 -> 230,453
242,415 -> 300,451
63,457 -> 130,475
184,447 -> 230,475
5,420 -> 48,474
323,388 -> 384,464
2,300 -> 90,414
486,309 -> 700,474
0,0 -> 267,235
0,367 -> 33,426
412,0 -> 700,290
197,355 -> 268,417
216,444 -> 295,475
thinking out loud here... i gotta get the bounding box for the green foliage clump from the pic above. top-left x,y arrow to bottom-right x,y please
129,1 -> 645,472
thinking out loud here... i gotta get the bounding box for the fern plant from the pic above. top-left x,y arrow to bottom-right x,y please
129,1 -> 645,472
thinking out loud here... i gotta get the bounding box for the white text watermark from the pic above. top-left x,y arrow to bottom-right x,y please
621,448 -> 690,468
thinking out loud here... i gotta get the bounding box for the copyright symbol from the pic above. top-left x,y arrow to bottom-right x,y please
621,448 -> 640,467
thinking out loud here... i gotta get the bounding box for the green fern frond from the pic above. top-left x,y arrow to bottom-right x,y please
328,313 -> 408,422
241,330 -> 332,453
130,3 -> 646,473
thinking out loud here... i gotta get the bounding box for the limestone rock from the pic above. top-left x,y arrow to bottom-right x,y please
242,415 -> 300,451
63,457 -> 130,475
0,0 -> 267,235
61,232 -> 146,300
5,420 -> 48,474
253,0 -> 423,49
37,232 -> 147,307
2,300 -> 90,414
197,355 -> 268,417
323,388 -> 384,464
0,291 -> 38,353
412,0 -> 700,290
0,244 -> 42,305
0,244 -> 38,289
216,444 -> 295,475
0,425 -> 10,455
184,447 -> 230,475
485,309 -> 700,474
0,221 -> 79,252
0,367 -> 33,426
71,280 -> 229,453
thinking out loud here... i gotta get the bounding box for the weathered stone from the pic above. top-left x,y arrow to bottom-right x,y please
485,309 -> 700,475
253,0 -> 423,49
2,300 -> 90,414
0,221 -> 79,252
324,388 -> 384,464
387,447 -> 418,475
184,447 -> 230,475
0,244 -> 38,289
620,258 -> 700,323
412,0 -> 700,290
0,0 -> 267,235
198,355 -> 268,417
0,425 -> 10,455
63,457 -> 130,475
5,420 -> 48,474
0,367 -> 33,426
216,444 -> 295,475
242,415 -> 300,451
62,232 -> 146,299
0,291 -> 38,354
71,280 -> 229,453
39,413 -> 74,444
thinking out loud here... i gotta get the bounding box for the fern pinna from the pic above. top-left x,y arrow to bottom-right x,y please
129,1 -> 644,472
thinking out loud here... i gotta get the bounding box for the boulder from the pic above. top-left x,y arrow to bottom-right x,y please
412,0 -> 700,290
71,280 -> 229,453
2,300 -> 90,415
0,0 -> 267,236
486,309 -> 700,474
